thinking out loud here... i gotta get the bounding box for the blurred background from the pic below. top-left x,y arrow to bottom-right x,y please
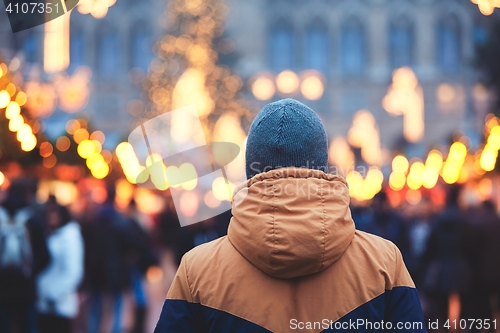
1,0 -> 500,332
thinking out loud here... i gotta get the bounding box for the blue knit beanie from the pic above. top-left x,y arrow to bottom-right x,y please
245,98 -> 329,179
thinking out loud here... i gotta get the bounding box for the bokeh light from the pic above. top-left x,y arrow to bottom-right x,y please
276,70 -> 299,94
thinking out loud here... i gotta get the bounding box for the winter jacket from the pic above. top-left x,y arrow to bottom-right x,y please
37,222 -> 84,318
154,168 -> 426,333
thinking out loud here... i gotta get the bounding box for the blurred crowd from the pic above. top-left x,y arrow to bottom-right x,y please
353,187 -> 500,333
0,178 -> 231,333
0,177 -> 499,333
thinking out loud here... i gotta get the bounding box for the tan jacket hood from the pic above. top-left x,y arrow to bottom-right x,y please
228,168 -> 356,279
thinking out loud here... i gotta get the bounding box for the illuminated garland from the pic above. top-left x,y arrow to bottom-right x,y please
0,61 -> 38,152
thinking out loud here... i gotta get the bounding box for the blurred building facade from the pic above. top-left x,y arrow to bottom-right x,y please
0,0 -> 164,146
226,0 -> 490,155
0,0 -> 492,155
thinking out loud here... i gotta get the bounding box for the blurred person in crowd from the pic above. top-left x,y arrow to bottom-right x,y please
421,185 -> 472,327
124,199 -> 159,333
0,179 -> 50,333
157,196 -> 179,251
37,201 -> 84,333
460,200 -> 500,332
170,211 -> 232,266
407,197 -> 434,286
158,198 -> 231,266
350,204 -> 373,232
365,192 -> 410,260
154,99 -> 425,332
83,186 -> 140,333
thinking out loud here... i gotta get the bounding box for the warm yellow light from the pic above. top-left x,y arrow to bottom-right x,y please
8,114 -> 24,132
73,128 -> 89,144
366,168 -> 384,185
146,154 -> 168,191
407,162 -> 425,190
425,150 -> 444,171
478,0 -> 495,15
116,142 -> 134,159
0,90 -> 10,108
276,70 -> 299,94
16,124 -> 33,142
86,153 -> 104,169
77,140 -> 96,159
90,161 -> 109,179
346,171 -> 365,199
392,155 -> 409,174
437,84 -> 455,104
348,110 -> 383,166
328,136 -> 355,176
479,146 -> 498,172
5,83 -> 16,97
44,11 -> 70,73
389,172 -> 406,191
15,92 -> 28,107
0,171 -> 5,186
179,163 -> 198,191
487,126 -> 500,150
442,168 -> 460,184
449,142 -> 467,160
300,75 -> 324,100
5,101 -> 21,119
422,168 -> 439,189
251,76 -> 275,101
115,179 -> 134,208
21,135 -> 37,152
212,177 -> 232,201
165,166 -> 182,189
383,67 -> 424,142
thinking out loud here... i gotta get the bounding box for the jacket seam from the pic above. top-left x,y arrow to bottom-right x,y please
183,255 -> 195,303
319,178 -> 326,270
392,245 -> 399,290
271,179 -> 277,270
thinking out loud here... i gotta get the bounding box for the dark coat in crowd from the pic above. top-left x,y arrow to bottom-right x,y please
83,203 -> 139,292
421,205 -> 472,294
0,183 -> 50,306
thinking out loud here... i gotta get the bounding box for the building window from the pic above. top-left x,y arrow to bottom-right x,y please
305,21 -> 329,74
269,20 -> 295,72
70,26 -> 85,71
97,27 -> 120,77
389,18 -> 413,69
23,32 -> 40,63
437,15 -> 461,73
131,24 -> 154,72
341,18 -> 366,76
